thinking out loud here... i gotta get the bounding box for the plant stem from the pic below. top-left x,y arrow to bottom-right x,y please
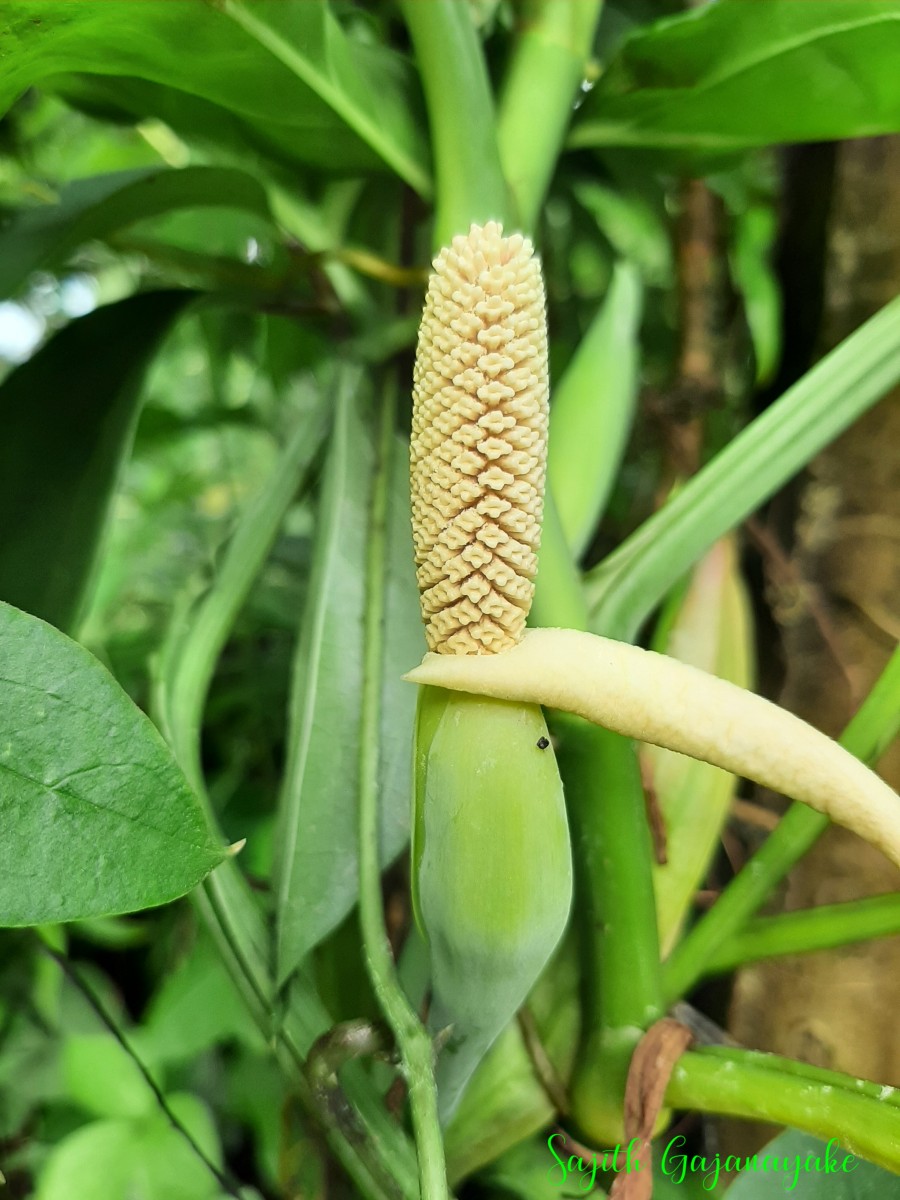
663,641 -> 900,1003
535,496 -> 663,1141
667,1048 -> 900,1173
587,293 -> 900,642
558,714 -> 664,1141
702,893 -> 900,975
497,0 -> 604,232
399,0 -> 509,243
358,377 -> 449,1200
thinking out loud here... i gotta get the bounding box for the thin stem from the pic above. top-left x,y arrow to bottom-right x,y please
702,893 -> 900,976
358,378 -> 449,1200
497,0 -> 604,232
36,935 -> 244,1199
667,1048 -> 900,1173
399,0 -> 509,243
663,642 -> 900,1003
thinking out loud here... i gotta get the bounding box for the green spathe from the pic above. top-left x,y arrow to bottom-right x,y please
0,602 -> 224,925
413,687 -> 572,1123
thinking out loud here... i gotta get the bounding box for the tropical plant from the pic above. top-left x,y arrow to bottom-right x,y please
2,2 -> 900,1198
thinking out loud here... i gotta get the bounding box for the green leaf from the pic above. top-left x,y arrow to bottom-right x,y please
548,261 -> 643,559
647,538 -> 754,956
587,292 -> 900,641
0,167 -> 272,300
0,0 -> 430,191
274,373 -> 423,984
725,1130 -> 900,1197
136,931 -> 261,1065
571,1 -> 900,162
35,1095 -> 222,1200
62,1034 -> 156,1120
0,602 -> 223,926
0,291 -> 190,632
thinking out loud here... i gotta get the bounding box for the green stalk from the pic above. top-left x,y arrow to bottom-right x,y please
702,894 -> 900,976
359,379 -> 449,1200
497,0 -> 604,232
667,1048 -> 900,1173
399,0 -> 509,242
587,293 -> 900,642
557,715 -> 664,1142
535,495 -> 663,1142
663,642 -> 900,1003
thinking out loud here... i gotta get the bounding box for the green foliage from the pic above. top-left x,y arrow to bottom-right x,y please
0,291 -> 189,630
35,1095 -> 223,1200
573,0 -> 900,161
727,1131 -> 900,1198
0,603 -> 223,924
1,0 -> 900,1196
0,167 -> 272,299
274,375 -> 422,981
1,0 -> 429,187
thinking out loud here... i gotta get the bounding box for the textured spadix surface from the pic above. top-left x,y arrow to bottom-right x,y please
405,627 -> 900,868
410,221 -> 548,654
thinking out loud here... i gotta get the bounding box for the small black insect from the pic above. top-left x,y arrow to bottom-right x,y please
536,736 -> 550,750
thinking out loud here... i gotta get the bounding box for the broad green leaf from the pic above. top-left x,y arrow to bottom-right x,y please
0,291 -> 190,632
0,167 -> 271,299
35,1095 -> 221,1200
726,1130 -> 900,1197
274,375 -> 423,984
0,602 -> 223,925
0,0 -> 430,191
571,1 -> 900,162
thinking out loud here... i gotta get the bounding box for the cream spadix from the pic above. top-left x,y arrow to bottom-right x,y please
404,627 -> 900,868
410,220 -> 548,654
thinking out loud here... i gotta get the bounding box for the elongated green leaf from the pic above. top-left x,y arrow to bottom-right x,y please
0,602 -> 223,926
548,261 -> 642,559
0,291 -> 190,632
0,0 -> 429,190
275,374 -> 423,984
0,167 -> 271,299
571,0 -> 900,161
647,538 -> 753,956
587,293 -> 900,641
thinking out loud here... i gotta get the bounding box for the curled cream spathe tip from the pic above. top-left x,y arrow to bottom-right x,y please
403,627 -> 900,869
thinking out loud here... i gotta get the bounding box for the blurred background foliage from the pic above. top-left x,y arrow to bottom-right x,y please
1,0 -> 899,1197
